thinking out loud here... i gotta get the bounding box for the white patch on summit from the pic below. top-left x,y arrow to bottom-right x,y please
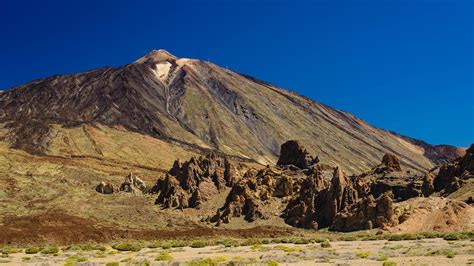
152,62 -> 172,82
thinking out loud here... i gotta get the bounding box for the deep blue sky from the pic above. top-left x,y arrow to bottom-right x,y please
1,0 -> 472,147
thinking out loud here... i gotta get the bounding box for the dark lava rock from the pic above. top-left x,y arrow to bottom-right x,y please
277,140 -> 319,169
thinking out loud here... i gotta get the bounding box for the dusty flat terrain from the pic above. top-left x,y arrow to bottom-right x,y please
1,238 -> 473,265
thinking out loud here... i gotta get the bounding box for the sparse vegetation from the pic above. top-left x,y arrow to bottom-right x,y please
274,245 -> 301,253
217,238 -> 239,247
24,246 -> 40,254
376,253 -> 388,261
190,240 -> 209,248
112,242 -> 142,252
443,232 -> 467,241
355,251 -> 371,259
320,239 -> 331,248
187,256 -> 227,266
105,263 -> 120,266
155,251 -> 173,261
1,247 -> 19,255
40,245 -> 59,255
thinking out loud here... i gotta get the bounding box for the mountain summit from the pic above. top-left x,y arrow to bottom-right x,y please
0,49 -> 460,173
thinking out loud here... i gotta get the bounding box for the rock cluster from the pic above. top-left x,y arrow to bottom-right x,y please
210,166 -> 305,224
283,166 -> 358,229
282,149 -> 423,231
95,182 -> 117,194
422,144 -> 474,197
120,173 -> 147,193
151,154 -> 240,209
331,192 -> 396,232
95,172 -> 147,194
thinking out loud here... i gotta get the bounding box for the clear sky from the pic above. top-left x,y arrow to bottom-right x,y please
1,0 -> 472,147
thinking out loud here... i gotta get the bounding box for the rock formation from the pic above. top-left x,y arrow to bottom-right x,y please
422,144 -> 474,197
331,192 -> 396,232
95,182 -> 117,194
354,153 -> 423,201
152,154 -> 240,209
277,140 -> 319,169
210,166 -> 305,224
120,173 -> 147,193
283,166 -> 357,229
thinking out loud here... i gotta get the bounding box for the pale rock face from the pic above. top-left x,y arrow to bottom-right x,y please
152,61 -> 172,82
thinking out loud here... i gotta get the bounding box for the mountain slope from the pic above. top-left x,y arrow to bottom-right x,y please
0,49 -> 457,174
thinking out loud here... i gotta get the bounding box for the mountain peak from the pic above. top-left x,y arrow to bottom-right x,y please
134,49 -> 177,64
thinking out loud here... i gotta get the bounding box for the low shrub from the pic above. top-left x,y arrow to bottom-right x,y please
240,238 -> 262,246
24,246 -> 40,254
105,263 -> 120,266
190,240 -> 209,248
275,245 -> 301,253
41,245 -> 59,255
112,242 -> 142,252
290,237 -> 310,244
265,259 -> 279,266
1,247 -> 20,254
355,251 -> 371,259
187,256 -> 227,266
155,251 -> 173,261
383,261 -> 397,266
443,232 -> 467,241
320,239 -> 331,248
217,238 -> 239,247
376,253 -> 388,261
444,250 -> 457,258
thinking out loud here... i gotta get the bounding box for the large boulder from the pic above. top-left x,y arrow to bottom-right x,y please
95,182 -> 117,194
277,140 -> 319,169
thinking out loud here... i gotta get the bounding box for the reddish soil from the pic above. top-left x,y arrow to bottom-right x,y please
0,211 -> 295,245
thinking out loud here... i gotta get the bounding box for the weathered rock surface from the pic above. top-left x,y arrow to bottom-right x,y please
354,153 -> 424,201
152,154 -> 240,209
422,144 -> 474,196
331,192 -> 396,232
120,173 -> 147,193
283,166 -> 357,229
277,140 -> 319,169
211,166 -> 306,224
95,182 -> 117,194
388,197 -> 473,233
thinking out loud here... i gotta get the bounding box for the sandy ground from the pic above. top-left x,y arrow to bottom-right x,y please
1,238 -> 473,265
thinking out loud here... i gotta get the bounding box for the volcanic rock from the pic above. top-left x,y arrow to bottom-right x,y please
423,143 -> 474,196
283,165 -> 357,229
330,192 -> 396,232
120,173 -> 147,193
277,140 -> 319,169
152,154 -> 240,209
95,182 -> 117,194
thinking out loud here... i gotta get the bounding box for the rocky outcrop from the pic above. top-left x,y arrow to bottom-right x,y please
95,182 -> 117,194
374,153 -> 402,174
152,154 -> 240,209
422,144 -> 474,196
331,192 -> 396,232
283,166 -> 358,229
354,153 -> 423,201
210,166 -> 307,224
277,140 -> 319,169
120,173 -> 147,193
